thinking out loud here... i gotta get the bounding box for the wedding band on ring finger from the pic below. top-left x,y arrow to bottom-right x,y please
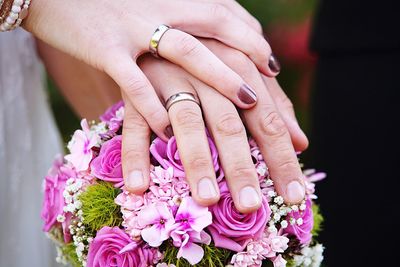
149,24 -> 171,57
165,92 -> 200,111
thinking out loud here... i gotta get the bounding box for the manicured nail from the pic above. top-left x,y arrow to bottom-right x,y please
238,84 -> 257,104
164,125 -> 173,138
239,186 -> 261,208
198,178 -> 218,200
268,53 -> 281,74
286,181 -> 305,203
127,170 -> 144,189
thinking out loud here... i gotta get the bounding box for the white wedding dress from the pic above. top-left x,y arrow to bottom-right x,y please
0,29 -> 62,266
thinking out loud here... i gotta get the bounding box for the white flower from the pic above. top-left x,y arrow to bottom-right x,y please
280,220 -> 288,229
56,215 -> 66,223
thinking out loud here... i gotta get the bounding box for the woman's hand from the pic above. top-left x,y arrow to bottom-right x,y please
24,0 -> 278,142
38,37 -> 307,212
124,43 -> 307,213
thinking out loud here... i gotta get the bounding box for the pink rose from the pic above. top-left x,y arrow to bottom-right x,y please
284,198 -> 314,245
90,135 -> 123,187
150,136 -> 220,178
87,226 -> 157,267
41,156 -> 76,232
208,181 -> 271,252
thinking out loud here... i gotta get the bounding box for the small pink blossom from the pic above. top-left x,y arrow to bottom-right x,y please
169,197 -> 212,265
265,231 -> 289,255
100,100 -> 124,133
174,197 -> 212,232
151,166 -> 174,185
65,119 -> 99,171
137,202 -> 175,247
170,227 -> 211,265
272,254 -> 287,267
115,191 -> 145,211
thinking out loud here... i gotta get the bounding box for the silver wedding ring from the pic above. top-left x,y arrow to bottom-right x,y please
165,92 -> 200,111
149,24 -> 171,58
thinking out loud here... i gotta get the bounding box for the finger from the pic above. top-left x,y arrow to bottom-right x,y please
262,76 -> 309,152
243,88 -> 305,204
196,0 -> 263,34
200,41 -> 305,203
104,53 -> 171,140
158,29 -> 258,109
168,2 -> 278,76
160,85 -> 220,206
199,39 -> 306,152
121,94 -> 151,193
194,79 -> 262,213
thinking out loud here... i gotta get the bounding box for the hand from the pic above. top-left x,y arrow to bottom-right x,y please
123,44 -> 307,213
24,0 -> 278,142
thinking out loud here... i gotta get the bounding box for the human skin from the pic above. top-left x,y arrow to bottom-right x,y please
39,39 -> 307,213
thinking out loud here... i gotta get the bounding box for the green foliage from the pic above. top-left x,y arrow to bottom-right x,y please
79,181 -> 122,231
62,243 -> 81,267
163,243 -> 231,267
312,203 -> 324,237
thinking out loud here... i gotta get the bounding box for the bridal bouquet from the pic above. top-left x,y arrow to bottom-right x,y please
41,101 -> 325,267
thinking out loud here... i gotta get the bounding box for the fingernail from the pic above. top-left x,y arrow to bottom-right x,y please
164,125 -> 173,138
127,170 -> 144,189
239,186 -> 261,208
198,178 -> 218,200
238,84 -> 257,104
268,53 -> 281,74
286,181 -> 305,203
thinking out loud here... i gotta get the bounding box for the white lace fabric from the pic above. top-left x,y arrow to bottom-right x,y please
0,29 -> 62,267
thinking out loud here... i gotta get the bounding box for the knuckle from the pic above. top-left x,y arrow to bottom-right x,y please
210,3 -> 232,22
174,107 -> 203,129
280,95 -> 294,111
260,111 -> 288,137
276,158 -> 300,172
123,77 -> 148,97
229,165 -> 256,182
253,20 -> 263,35
187,156 -> 211,171
271,155 -> 300,172
175,34 -> 201,59
123,114 -> 148,132
122,146 -> 143,162
147,108 -> 167,125
216,113 -> 245,137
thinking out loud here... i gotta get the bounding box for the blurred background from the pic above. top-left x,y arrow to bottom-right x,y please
47,0 -> 318,143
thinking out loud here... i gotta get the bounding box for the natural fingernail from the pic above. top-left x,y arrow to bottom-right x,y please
238,84 -> 257,104
164,125 -> 173,138
239,186 -> 261,208
198,178 -> 218,200
268,53 -> 281,74
286,181 -> 305,203
127,170 -> 144,189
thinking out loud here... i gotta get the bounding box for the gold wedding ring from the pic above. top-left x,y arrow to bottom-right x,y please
149,24 -> 171,57
165,92 -> 200,111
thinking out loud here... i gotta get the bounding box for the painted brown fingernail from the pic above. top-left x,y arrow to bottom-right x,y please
164,125 -> 173,138
268,53 -> 281,74
238,84 -> 257,104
